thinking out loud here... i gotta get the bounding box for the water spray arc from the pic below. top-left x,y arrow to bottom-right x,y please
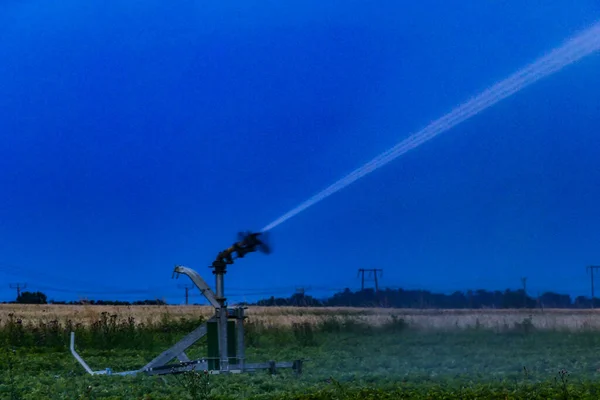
261,21 -> 600,233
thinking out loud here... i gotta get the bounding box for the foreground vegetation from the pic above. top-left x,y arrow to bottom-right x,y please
2,306 -> 600,398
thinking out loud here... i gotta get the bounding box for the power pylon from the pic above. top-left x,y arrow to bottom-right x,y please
357,269 -> 383,292
9,283 -> 27,300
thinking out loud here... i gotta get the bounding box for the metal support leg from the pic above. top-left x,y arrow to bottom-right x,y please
293,359 -> 303,375
236,310 -> 245,370
213,268 -> 230,372
268,360 -> 276,375
70,332 -> 140,376
70,332 -> 94,375
218,308 -> 229,371
142,317 -> 214,371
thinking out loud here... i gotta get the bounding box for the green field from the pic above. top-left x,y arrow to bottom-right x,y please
2,311 -> 600,399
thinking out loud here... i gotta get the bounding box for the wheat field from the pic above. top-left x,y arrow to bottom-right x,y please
2,304 -> 600,332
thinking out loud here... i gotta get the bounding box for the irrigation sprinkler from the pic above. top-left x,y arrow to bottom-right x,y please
70,231 -> 304,376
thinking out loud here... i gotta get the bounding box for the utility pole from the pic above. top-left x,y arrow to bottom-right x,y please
357,269 -> 383,292
521,277 -> 527,308
9,283 -> 27,300
177,284 -> 194,305
587,266 -> 600,308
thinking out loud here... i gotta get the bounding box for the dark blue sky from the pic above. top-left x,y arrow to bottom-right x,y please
1,1 -> 599,304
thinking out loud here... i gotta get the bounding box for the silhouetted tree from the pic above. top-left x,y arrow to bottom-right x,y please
16,291 -> 47,304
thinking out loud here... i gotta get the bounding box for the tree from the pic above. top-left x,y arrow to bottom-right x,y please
16,291 -> 47,304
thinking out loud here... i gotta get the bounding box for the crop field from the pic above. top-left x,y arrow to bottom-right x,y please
5,304 -> 600,331
2,305 -> 600,399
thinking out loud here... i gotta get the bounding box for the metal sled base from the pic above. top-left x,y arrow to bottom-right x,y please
70,330 -> 303,377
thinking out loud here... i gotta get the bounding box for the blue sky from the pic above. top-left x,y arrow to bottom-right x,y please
1,1 -> 599,304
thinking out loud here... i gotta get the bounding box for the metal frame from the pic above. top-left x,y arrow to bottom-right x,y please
70,264 -> 303,376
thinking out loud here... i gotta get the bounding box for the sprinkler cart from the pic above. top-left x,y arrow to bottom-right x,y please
70,231 -> 304,376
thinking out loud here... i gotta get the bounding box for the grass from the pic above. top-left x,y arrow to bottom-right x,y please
2,305 -> 600,398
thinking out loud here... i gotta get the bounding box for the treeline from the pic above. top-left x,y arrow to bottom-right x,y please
2,288 -> 598,309
0,291 -> 166,306
48,299 -> 167,306
256,288 -> 596,309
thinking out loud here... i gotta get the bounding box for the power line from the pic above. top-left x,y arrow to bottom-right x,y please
32,284 -> 160,295
0,263 -> 135,293
1,279 -> 595,305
